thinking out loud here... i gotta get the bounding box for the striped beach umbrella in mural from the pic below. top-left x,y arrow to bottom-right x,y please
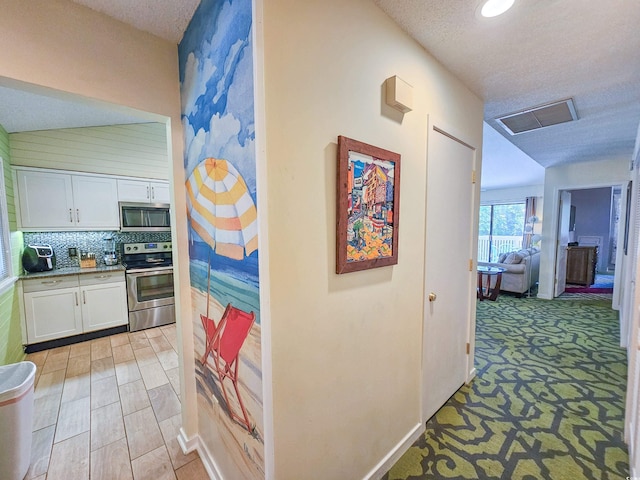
186,158 -> 258,260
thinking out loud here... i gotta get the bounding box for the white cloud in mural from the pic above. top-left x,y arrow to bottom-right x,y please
213,39 -> 244,104
181,50 -> 217,116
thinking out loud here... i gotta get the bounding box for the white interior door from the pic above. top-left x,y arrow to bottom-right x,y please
422,124 -> 475,422
554,191 -> 571,297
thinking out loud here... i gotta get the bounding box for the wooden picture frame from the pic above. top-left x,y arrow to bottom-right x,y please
336,136 -> 401,274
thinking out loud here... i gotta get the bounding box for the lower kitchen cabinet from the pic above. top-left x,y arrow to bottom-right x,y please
24,285 -> 83,344
23,271 -> 128,345
79,275 -> 128,333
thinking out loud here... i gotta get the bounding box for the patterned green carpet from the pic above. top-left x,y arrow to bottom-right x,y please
383,296 -> 629,480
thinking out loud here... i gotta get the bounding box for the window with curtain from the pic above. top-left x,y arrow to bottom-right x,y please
0,158 -> 13,289
478,202 -> 526,262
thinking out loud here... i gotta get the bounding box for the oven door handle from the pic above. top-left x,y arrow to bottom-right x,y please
126,267 -> 174,276
145,258 -> 166,263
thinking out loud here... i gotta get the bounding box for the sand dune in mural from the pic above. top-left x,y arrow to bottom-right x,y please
191,287 -> 264,479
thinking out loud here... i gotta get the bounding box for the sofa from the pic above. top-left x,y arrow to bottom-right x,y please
478,247 -> 540,296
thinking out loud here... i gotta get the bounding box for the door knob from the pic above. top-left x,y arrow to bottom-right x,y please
428,292 -> 437,302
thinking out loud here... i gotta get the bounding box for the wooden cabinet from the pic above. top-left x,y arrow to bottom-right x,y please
23,271 -> 128,344
566,246 -> 598,286
117,179 -> 170,204
16,169 -> 119,230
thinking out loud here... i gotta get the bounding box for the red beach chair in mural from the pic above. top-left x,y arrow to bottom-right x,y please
201,303 -> 256,432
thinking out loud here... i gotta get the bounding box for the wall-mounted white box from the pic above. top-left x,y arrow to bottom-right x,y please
385,75 -> 413,113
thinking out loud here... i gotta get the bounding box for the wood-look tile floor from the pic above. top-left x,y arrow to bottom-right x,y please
25,324 -> 208,480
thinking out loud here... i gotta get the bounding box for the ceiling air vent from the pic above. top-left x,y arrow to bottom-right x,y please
496,98 -> 578,135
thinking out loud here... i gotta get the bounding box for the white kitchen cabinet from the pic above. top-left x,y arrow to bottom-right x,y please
16,170 -> 75,229
117,179 -> 170,204
23,271 -> 128,344
72,175 -> 119,228
23,276 -> 83,344
15,169 -> 119,230
79,272 -> 128,332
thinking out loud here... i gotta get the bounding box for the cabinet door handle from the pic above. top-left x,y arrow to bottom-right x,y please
95,275 -> 109,279
151,186 -> 155,200
42,280 -> 62,285
74,292 -> 79,306
76,209 -> 80,223
147,186 -> 150,199
69,208 -> 73,222
83,291 -> 86,304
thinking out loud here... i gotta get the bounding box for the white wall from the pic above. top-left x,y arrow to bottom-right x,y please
10,124 -> 169,179
538,158 -> 630,299
0,0 -> 198,441
263,0 -> 483,478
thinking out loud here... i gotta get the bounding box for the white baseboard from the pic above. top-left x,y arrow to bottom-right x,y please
178,428 -> 224,480
362,422 -> 423,480
177,427 -> 198,454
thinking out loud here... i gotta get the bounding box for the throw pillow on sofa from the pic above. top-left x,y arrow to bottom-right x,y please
504,253 -> 523,264
498,253 -> 508,263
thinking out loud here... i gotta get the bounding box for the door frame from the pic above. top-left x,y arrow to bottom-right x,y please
421,116 -> 480,424
547,184 -> 626,304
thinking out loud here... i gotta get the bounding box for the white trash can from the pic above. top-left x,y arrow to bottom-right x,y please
0,361 -> 36,480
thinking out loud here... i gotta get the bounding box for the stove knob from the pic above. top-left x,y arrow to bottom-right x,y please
133,246 -> 138,251
125,246 -> 131,251
163,244 -> 168,249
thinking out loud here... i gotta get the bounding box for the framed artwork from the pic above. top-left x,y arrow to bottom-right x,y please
336,135 -> 401,274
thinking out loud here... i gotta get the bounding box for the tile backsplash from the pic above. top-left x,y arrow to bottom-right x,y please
22,231 -> 171,268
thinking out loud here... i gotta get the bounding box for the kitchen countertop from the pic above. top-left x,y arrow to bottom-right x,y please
21,264 -> 126,280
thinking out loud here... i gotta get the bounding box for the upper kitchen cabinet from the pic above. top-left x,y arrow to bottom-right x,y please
16,168 -> 119,231
15,169 -> 74,229
71,175 -> 119,228
117,179 -> 170,204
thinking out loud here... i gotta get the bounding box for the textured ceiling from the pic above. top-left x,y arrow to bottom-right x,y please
0,84 -> 148,133
70,0 -> 200,43
0,0 -> 201,133
2,0 -> 638,187
374,0 -> 640,170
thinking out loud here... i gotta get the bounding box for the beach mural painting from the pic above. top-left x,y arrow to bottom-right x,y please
179,0 -> 264,478
336,136 -> 401,274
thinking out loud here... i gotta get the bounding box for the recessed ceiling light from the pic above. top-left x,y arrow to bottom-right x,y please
480,0 -> 515,18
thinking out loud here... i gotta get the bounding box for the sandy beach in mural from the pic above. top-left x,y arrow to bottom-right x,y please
191,286 -> 264,480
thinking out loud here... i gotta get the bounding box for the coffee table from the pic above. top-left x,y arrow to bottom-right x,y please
477,266 -> 506,301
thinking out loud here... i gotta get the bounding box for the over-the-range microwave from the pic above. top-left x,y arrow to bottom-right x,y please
119,202 -> 171,232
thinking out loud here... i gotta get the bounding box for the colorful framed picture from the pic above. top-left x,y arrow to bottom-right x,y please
336,135 -> 401,274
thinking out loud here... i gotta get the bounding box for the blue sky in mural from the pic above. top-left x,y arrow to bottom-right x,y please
179,0 -> 256,200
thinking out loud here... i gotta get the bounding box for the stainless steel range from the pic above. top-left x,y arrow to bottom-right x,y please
122,241 -> 175,332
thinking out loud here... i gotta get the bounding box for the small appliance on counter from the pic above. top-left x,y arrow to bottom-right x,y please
103,236 -> 118,266
22,244 -> 56,272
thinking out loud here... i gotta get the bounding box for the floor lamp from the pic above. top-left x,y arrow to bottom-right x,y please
528,232 -> 542,298
525,215 -> 539,297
